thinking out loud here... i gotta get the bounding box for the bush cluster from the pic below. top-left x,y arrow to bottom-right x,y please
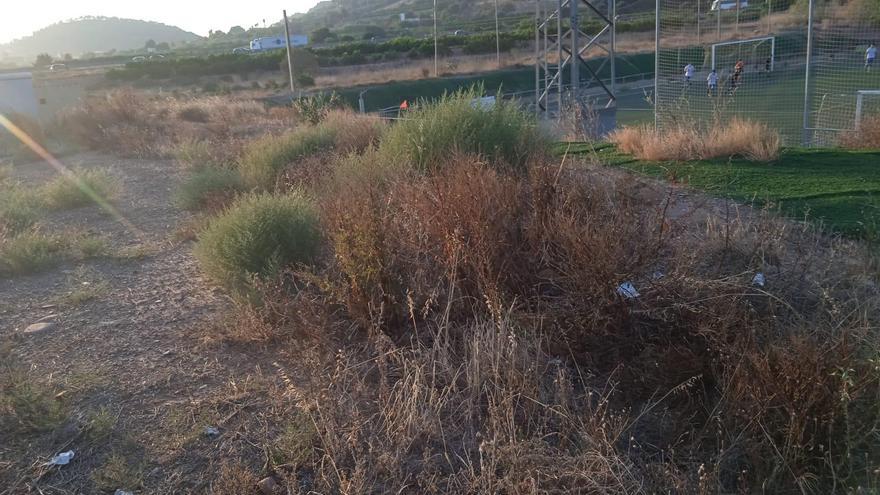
379,88 -> 548,172
186,90 -> 878,493
194,192 -> 320,295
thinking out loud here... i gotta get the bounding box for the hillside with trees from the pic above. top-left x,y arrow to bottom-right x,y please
0,17 -> 200,59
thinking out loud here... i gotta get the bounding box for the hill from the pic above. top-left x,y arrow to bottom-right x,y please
284,0 -> 653,37
0,17 -> 201,59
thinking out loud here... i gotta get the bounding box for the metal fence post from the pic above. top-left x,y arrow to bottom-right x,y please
654,0 -> 660,129
802,0 -> 814,146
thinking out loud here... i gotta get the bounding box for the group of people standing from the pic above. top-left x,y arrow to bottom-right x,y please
683,58 -> 751,96
678,43 -> 876,98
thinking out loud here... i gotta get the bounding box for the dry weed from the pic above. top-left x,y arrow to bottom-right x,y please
285,148 -> 880,493
611,118 -> 781,161
840,115 -> 880,150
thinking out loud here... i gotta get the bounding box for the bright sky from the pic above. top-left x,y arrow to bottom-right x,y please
0,0 -> 323,44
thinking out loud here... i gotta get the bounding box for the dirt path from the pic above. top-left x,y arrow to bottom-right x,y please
0,153 -> 290,494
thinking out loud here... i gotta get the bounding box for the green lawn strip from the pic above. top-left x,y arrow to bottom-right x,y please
555,144 -> 880,236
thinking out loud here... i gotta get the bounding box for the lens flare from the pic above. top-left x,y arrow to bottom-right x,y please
0,113 -> 142,237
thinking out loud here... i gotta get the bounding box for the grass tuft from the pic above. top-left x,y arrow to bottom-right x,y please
0,184 -> 44,235
378,87 -> 547,172
39,169 -> 120,210
176,105 -> 211,123
175,167 -> 244,212
238,127 -> 337,189
0,364 -> 66,434
195,192 -> 321,296
0,230 -> 66,276
92,452 -> 144,492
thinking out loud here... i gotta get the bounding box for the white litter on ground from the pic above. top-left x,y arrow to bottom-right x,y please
46,451 -> 74,466
617,282 -> 640,299
752,273 -> 766,287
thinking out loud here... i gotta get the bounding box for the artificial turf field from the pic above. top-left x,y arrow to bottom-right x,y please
559,143 -> 880,237
648,62 -> 880,145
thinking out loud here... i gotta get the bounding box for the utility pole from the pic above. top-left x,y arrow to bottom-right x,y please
434,0 -> 439,76
494,0 -> 501,67
283,10 -> 295,95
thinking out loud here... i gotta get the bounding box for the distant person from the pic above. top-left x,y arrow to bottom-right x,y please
764,57 -> 772,74
731,59 -> 745,93
707,69 -> 718,96
733,59 -> 745,81
866,43 -> 877,72
684,63 -> 695,86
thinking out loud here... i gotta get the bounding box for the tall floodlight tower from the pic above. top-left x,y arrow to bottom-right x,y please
534,0 -> 616,132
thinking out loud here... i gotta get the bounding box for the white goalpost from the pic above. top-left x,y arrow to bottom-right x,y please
711,36 -> 776,71
855,90 -> 880,130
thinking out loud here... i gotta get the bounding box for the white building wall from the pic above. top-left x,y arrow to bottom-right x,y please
0,73 -> 39,119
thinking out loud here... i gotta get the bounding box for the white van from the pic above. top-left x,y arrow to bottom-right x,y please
711,0 -> 748,10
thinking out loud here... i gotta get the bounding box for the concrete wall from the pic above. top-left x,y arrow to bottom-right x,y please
32,75 -> 96,123
0,72 -> 39,119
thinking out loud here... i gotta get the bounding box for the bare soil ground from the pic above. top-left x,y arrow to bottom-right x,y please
0,153 -> 306,494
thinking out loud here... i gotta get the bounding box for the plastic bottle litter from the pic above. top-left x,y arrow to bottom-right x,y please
752,273 -> 766,287
114,490 -> 134,495
616,282 -> 640,299
204,426 -> 220,437
46,450 -> 74,466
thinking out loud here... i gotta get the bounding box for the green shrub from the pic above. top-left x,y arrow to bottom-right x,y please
39,169 -> 120,210
238,127 -> 337,188
0,185 -> 44,234
292,92 -> 344,124
194,192 -> 321,295
175,167 -> 244,211
0,231 -> 66,276
379,88 -> 548,172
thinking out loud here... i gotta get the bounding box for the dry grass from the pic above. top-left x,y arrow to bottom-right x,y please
249,141 -> 879,492
314,50 -> 534,88
56,90 -> 276,160
840,115 -> 880,150
611,118 -> 781,161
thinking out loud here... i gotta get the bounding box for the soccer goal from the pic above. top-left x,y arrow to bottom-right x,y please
711,36 -> 776,72
855,90 -> 880,129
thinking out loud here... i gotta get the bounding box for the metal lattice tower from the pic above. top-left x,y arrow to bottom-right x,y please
534,0 -> 617,121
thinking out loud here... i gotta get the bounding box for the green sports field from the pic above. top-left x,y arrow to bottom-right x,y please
558,143 -> 880,237
653,58 -> 880,145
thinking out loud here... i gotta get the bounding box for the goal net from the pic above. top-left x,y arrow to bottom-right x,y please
805,3 -> 880,145
656,0 -> 808,144
855,90 -> 880,129
711,36 -> 775,72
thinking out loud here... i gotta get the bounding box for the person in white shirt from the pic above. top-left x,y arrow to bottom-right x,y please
684,63 -> 695,86
866,44 -> 877,72
707,69 -> 718,96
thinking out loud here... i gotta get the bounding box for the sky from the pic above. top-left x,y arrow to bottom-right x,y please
0,0 -> 323,44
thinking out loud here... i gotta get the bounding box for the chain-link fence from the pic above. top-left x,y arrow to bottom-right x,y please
655,0 -> 880,146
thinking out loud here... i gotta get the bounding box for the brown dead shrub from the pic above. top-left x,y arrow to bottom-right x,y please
296,146 -> 880,493
176,105 -> 211,123
840,115 -> 880,150
611,118 -> 780,161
